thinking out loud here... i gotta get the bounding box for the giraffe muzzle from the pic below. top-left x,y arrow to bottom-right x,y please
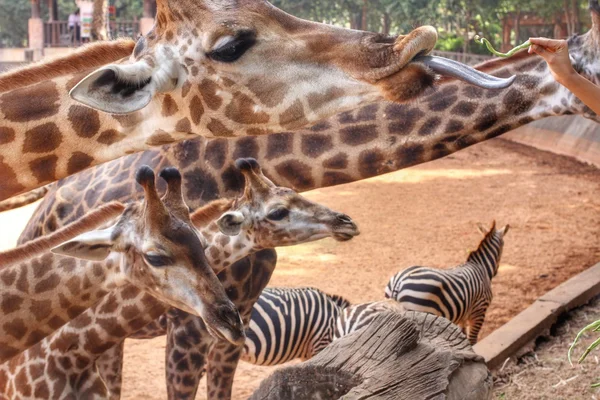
332,214 -> 360,242
416,55 -> 516,90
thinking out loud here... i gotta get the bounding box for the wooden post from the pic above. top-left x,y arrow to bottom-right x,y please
251,312 -> 492,400
140,0 -> 155,35
29,0 -> 44,59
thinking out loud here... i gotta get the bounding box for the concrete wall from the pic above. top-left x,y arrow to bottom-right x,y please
505,116 -> 600,167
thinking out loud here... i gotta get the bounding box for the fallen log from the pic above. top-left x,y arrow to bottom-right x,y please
250,311 -> 492,400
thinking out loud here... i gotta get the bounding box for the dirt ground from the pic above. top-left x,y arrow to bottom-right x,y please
1,138 -> 599,399
494,295 -> 600,400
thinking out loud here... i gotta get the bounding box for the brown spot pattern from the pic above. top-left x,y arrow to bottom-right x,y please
301,134 -> 333,158
207,119 -> 233,137
1,294 -> 23,314
23,123 -> 62,153
274,160 -> 314,190
199,79 -> 223,110
0,81 -> 59,122
247,79 -> 288,107
0,127 -> 15,144
279,100 -> 307,129
175,118 -> 192,133
265,133 -> 293,160
97,129 -> 125,145
323,153 -> 348,169
307,87 -> 345,111
30,155 -> 58,183
68,105 -> 101,138
225,92 -> 269,125
146,131 -> 176,146
162,95 -> 179,117
67,152 -> 94,175
340,125 -> 378,146
190,95 -> 204,125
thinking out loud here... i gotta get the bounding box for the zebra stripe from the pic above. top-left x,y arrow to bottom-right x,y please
242,287 -> 350,366
384,222 -> 509,344
333,300 -> 404,340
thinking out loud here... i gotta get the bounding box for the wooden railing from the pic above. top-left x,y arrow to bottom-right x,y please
43,20 -> 140,47
431,50 -> 493,66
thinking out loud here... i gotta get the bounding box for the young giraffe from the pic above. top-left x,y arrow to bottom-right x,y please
0,165 -> 244,365
15,6 -> 600,398
1,157 -> 358,399
0,0 -> 518,201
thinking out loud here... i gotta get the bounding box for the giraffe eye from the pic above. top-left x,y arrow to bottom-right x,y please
209,31 -> 256,63
267,208 -> 289,221
144,253 -> 172,267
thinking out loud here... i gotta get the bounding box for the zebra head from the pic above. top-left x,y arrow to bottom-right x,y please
216,158 -> 360,249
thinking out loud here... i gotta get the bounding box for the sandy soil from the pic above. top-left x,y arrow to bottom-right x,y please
1,138 -> 599,399
494,295 -> 600,399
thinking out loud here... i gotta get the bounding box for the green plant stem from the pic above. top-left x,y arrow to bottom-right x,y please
474,35 -> 531,58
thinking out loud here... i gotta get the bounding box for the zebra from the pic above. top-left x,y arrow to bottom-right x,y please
384,221 -> 509,344
333,299 -> 405,340
242,287 -> 350,365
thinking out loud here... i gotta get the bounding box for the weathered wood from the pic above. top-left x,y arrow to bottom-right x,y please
250,311 -> 492,400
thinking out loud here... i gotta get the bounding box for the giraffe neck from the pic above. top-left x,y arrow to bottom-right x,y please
0,252 -> 125,363
157,53 -> 566,202
0,288 -> 166,399
18,52 -> 577,240
202,223 -> 256,273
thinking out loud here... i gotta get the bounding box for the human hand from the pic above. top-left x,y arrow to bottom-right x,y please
528,37 -> 576,84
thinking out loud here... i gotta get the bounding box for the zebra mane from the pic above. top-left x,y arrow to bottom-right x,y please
327,293 -> 351,309
466,221 -> 498,264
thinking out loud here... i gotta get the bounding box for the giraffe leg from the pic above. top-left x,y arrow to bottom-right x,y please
165,310 -> 213,400
96,341 -> 125,399
206,341 -> 244,400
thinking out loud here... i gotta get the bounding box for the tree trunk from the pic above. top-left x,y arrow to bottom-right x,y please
570,0 -> 581,33
361,0 -> 368,31
92,0 -> 108,41
514,9 -> 521,46
250,311 -> 492,400
381,12 -> 390,36
564,0 -> 573,36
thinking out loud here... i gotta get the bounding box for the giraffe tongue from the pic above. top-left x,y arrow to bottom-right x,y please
416,55 -> 516,90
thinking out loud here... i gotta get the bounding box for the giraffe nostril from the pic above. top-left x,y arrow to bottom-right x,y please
336,214 -> 354,224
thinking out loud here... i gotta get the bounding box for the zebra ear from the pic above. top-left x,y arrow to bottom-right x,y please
499,224 -> 510,236
476,223 -> 488,235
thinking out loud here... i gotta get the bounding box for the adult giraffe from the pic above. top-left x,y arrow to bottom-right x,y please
0,0 -> 513,202
16,3 -> 600,400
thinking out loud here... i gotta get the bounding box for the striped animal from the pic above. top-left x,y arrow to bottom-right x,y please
242,287 -> 350,365
385,221 -> 509,344
333,299 -> 405,340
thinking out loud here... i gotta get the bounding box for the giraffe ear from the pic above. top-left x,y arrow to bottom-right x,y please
217,211 -> 245,236
51,227 -> 115,261
70,59 -> 178,114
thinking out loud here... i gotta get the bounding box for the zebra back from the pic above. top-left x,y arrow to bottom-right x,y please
384,221 -> 509,325
242,287 -> 347,366
333,300 -> 404,340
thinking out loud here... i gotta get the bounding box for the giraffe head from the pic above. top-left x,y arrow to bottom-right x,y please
208,157 -> 359,251
68,0 -> 510,137
52,166 -> 244,345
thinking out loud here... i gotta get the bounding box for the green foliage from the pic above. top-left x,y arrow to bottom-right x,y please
0,0 -> 29,47
0,0 -> 592,49
568,318 -> 600,387
435,34 -> 464,52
